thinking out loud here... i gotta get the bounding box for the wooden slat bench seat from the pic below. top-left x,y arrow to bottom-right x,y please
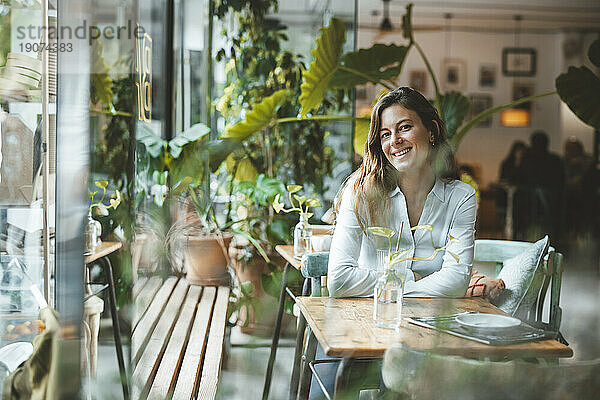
132,276 -> 230,400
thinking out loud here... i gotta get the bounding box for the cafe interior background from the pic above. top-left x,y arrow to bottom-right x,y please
0,0 -> 599,398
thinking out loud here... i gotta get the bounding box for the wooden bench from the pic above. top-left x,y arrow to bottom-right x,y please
131,276 -> 230,399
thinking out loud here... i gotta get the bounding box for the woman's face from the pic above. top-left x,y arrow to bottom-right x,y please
379,104 -> 431,174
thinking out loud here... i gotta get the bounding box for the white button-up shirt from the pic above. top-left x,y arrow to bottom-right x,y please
327,178 -> 477,298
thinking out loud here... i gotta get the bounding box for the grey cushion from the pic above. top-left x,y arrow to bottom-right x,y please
493,236 -> 549,318
300,252 -> 329,278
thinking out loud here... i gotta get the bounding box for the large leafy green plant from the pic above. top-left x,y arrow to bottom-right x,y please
214,0 -> 346,197
222,3 -> 559,157
556,39 -> 600,130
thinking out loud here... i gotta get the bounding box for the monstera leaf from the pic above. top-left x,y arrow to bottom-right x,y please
555,40 -> 600,130
330,44 -> 409,88
438,92 -> 470,140
168,122 -> 210,158
221,89 -> 289,139
136,122 -> 165,158
353,115 -> 371,157
299,17 -> 346,116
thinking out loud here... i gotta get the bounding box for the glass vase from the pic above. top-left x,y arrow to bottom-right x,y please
293,214 -> 312,259
85,212 -> 100,254
373,249 -> 403,329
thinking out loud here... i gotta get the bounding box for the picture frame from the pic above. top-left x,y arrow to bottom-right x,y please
409,70 -> 427,93
468,94 -> 493,127
355,86 -> 368,101
479,64 -> 496,88
442,58 -> 467,91
512,82 -> 535,111
502,48 -> 536,77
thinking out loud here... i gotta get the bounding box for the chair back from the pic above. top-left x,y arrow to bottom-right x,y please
474,239 -> 564,333
300,252 -> 329,296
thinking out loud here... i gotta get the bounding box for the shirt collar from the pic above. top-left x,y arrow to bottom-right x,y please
431,178 -> 445,202
389,178 -> 446,202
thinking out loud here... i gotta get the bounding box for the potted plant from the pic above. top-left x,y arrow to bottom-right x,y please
86,180 -> 121,253
272,184 -> 322,257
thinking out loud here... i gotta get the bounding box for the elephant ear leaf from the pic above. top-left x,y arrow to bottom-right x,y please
556,66 -> 600,130
439,92 -> 470,140
353,116 -> 370,157
299,17 -> 346,117
221,89 -> 289,140
588,38 -> 600,67
330,44 -> 409,88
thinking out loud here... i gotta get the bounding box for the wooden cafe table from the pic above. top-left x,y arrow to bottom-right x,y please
295,296 -> 573,399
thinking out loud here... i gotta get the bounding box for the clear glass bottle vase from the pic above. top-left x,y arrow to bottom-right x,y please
85,211 -> 101,254
373,249 -> 403,329
293,214 -> 312,258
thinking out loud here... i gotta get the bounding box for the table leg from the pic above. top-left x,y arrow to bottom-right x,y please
100,257 -> 129,400
298,329 -> 318,400
262,262 -> 291,400
289,278 -> 311,400
333,357 -> 354,400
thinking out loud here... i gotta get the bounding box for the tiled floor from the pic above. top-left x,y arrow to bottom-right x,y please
93,254 -> 600,399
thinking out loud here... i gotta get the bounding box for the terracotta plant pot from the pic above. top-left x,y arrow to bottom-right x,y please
184,232 -> 234,286
230,246 -> 295,337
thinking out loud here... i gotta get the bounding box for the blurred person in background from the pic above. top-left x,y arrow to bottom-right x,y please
518,131 -> 565,244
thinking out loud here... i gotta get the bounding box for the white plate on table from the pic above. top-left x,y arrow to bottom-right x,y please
455,313 -> 521,329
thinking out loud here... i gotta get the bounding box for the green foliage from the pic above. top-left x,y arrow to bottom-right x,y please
589,39 -> 600,67
90,60 -> 136,310
299,18 -> 347,116
272,184 -> 322,218
136,122 -> 211,206
260,262 -> 303,313
555,39 -> 600,130
237,174 -> 286,207
330,44 -> 409,88
438,92 -> 471,140
0,13 -> 10,68
353,116 -> 370,156
221,89 -> 289,140
168,123 -> 210,158
90,40 -> 113,108
214,0 -> 344,195
401,3 -> 414,42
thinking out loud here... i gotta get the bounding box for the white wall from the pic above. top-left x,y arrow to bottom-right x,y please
357,29 -> 596,188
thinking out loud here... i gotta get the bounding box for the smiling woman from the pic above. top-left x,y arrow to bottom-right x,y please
328,87 -> 477,299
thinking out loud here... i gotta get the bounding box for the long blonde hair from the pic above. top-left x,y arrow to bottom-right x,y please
338,87 -> 458,233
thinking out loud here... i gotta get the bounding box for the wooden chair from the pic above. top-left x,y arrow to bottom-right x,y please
382,344 -> 600,400
289,252 -> 329,400
292,253 -> 379,400
474,239 -> 564,336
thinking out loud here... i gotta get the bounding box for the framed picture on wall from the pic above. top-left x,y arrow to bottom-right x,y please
502,48 -> 536,77
442,58 -> 467,91
469,94 -> 493,127
512,82 -> 535,110
356,86 -> 368,101
479,64 -> 496,88
409,70 -> 427,93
